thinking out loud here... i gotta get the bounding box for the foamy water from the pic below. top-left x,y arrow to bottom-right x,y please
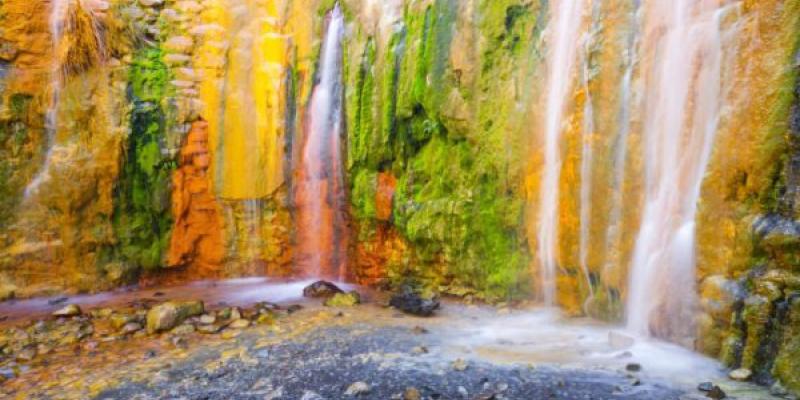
437,306 -> 774,398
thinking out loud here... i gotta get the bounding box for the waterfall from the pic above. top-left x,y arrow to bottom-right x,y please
537,0 -> 586,306
23,0 -> 107,200
602,1 -> 640,296
23,0 -> 71,199
295,5 -> 348,281
578,32 -> 595,310
626,1 -> 741,339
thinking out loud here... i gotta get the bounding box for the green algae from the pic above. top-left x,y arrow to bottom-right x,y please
110,46 -> 175,271
343,1 -> 541,301
0,93 -> 34,227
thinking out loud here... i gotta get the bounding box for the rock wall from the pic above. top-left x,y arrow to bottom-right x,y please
0,0 -> 800,393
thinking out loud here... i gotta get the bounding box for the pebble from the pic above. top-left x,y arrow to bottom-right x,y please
121,322 -> 143,334
171,324 -> 196,335
221,330 -> 241,339
52,304 -> 81,317
16,347 -> 36,362
197,324 -> 221,334
229,319 -> 250,329
697,382 -> 715,392
452,358 -> 469,371
404,387 -> 421,400
412,326 -> 429,334
625,363 -> 642,372
345,381 -> 370,396
706,386 -> 727,400
411,346 -> 428,355
286,305 -> 303,314
199,314 -> 216,325
728,368 -> 752,381
300,391 -> 325,400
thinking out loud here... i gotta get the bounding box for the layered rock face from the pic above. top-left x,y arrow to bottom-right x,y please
0,0 -> 799,393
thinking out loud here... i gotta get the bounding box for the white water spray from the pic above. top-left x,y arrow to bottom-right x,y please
578,32 -> 595,309
626,1 -> 742,338
296,5 -> 347,280
602,5 -> 640,284
537,0 -> 586,306
24,0 -> 71,199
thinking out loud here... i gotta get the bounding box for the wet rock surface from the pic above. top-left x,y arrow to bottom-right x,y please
389,287 -> 441,317
303,281 -> 345,299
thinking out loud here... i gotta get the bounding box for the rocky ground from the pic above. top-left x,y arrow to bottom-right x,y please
0,282 -> 779,399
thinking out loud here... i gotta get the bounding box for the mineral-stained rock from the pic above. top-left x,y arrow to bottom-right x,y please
196,324 -> 221,334
146,301 -> 204,333
729,368 -> 752,381
773,295 -> 800,395
0,285 -> 16,301
52,304 -> 81,317
403,387 -> 421,400
303,281 -> 344,298
228,319 -> 250,329
324,292 -> 361,307
171,324 -> 196,335
167,119 -> 224,276
452,358 -> 468,371
121,322 -> 142,334
390,287 -> 440,317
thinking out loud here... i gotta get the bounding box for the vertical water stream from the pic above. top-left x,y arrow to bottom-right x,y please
295,5 -> 348,280
537,0 -> 587,306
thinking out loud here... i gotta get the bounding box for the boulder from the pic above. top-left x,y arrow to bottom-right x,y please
389,287 -> 440,317
303,281 -> 344,299
146,301 -> 204,333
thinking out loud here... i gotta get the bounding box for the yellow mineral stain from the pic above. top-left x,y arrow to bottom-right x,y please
195,0 -> 316,201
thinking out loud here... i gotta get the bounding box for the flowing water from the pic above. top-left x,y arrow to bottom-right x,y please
601,1 -> 640,298
537,0 -> 587,306
626,1 -> 742,340
295,5 -> 348,280
23,0 -> 71,199
578,26 -> 597,310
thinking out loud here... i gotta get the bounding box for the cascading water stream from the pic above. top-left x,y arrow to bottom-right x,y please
578,32 -> 595,310
626,1 -> 742,340
23,0 -> 71,199
295,5 -> 348,281
23,0 -> 107,200
537,0 -> 586,306
601,2 -> 640,291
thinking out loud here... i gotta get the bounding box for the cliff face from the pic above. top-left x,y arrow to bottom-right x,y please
1,0 -> 800,393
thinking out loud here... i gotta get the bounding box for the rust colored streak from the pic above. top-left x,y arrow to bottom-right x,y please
166,119 -> 225,279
